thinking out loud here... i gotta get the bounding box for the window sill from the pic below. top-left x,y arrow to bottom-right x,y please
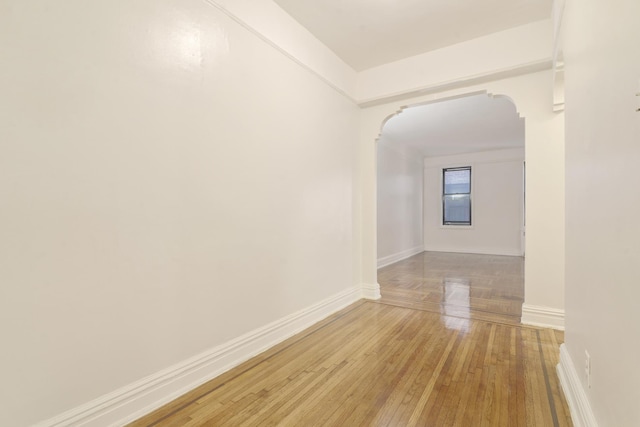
439,224 -> 474,230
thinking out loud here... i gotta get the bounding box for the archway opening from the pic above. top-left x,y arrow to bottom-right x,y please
375,92 -> 526,325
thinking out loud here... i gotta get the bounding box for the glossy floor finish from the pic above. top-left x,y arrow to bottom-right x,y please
378,251 -> 525,325
130,252 -> 571,426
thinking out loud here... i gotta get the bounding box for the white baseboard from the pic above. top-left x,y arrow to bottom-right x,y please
361,282 -> 381,300
377,246 -> 424,268
521,304 -> 565,330
423,246 -> 523,257
557,344 -> 599,427
33,286 -> 362,427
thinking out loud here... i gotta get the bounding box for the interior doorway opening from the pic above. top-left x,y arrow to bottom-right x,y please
375,92 -> 526,322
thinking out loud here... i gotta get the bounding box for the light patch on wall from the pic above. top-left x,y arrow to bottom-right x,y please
172,26 -> 203,67
153,19 -> 229,71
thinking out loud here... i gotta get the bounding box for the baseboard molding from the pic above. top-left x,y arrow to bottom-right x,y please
423,246 -> 523,257
557,344 -> 599,427
521,304 -> 565,330
377,246 -> 424,268
361,282 -> 381,300
33,286 -> 362,427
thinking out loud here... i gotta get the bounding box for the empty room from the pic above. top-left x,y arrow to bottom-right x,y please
2,0 -> 639,426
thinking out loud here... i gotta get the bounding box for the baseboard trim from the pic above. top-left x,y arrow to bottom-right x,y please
33,286 -> 362,427
377,246 -> 424,269
423,246 -> 523,257
521,304 -> 565,330
361,283 -> 381,300
557,344 -> 599,427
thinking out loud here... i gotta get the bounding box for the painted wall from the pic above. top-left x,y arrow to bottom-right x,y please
0,1 -> 359,425
563,0 -> 640,424
376,141 -> 424,267
360,71 -> 564,325
213,0 -> 357,97
423,148 -> 524,256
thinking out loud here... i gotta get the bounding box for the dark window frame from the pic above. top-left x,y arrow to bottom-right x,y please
442,166 -> 472,226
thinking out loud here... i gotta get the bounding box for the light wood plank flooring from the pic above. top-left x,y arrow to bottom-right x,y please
129,252 -> 571,426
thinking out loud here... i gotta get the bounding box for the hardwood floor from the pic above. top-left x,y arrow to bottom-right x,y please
378,251 -> 525,325
129,252 -> 572,426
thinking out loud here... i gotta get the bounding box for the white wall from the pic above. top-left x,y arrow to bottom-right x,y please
213,0 -> 357,98
360,71 -> 565,326
562,0 -> 640,425
423,148 -> 524,256
0,1 -> 360,425
376,142 -> 423,267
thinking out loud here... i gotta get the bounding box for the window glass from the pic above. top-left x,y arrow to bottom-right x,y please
443,167 -> 471,225
444,168 -> 470,194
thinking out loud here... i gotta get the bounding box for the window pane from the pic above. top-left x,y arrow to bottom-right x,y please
444,194 -> 470,224
444,169 -> 470,194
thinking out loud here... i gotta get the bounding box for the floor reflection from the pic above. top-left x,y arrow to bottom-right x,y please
378,251 -> 525,325
441,278 -> 471,333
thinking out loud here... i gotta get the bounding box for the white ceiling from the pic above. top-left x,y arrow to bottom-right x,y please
274,0 -> 553,71
274,1 -> 532,157
379,94 -> 524,157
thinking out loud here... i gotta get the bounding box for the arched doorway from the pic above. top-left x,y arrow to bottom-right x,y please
358,73 -> 565,329
375,92 -> 526,324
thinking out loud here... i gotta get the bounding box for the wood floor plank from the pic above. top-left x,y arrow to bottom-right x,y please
128,252 -> 572,427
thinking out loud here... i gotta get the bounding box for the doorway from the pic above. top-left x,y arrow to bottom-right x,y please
375,93 -> 526,321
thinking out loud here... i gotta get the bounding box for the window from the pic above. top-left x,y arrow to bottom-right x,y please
443,167 -> 471,225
